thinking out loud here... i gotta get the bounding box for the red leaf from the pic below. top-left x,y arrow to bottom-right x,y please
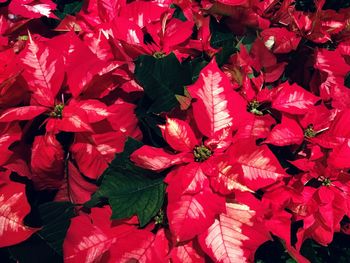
169,240 -> 205,263
209,156 -> 254,195
162,19 -> 194,52
175,93 -> 192,110
120,79 -> 143,93
0,123 -> 22,151
339,41 -> 350,57
261,28 -> 301,54
0,106 -> 47,122
228,139 -> 286,190
315,49 -> 350,77
265,115 -> 304,146
111,17 -> 145,47
72,142 -> 108,179
68,99 -> 110,123
299,104 -> 335,132
64,207 -> 136,263
272,83 -> 319,115
92,130 -> 126,156
119,1 -> 167,28
97,0 -> 125,22
130,145 -> 189,171
264,210 -> 292,246
64,33 -> 108,98
235,114 -> 275,140
0,181 -> 38,247
9,0 -> 57,19
328,141 -> 350,169
0,123 -> 22,161
198,201 -> 271,263
59,105 -> 93,132
0,49 -> 24,107
205,126 -> 233,151
3,157 -> 31,179
70,134 -> 111,180
167,187 -> 226,242
85,30 -> 113,61
316,108 -> 350,148
315,46 -> 350,79
20,33 -> 63,107
31,134 -> 64,190
55,162 -> 97,204
264,62 -> 287,83
109,228 -> 169,262
314,48 -> 350,109
250,39 -> 277,70
215,0 -> 247,6
162,117 -> 198,152
107,99 -> 142,140
54,15 -> 81,32
188,59 -> 235,138
166,163 -> 208,199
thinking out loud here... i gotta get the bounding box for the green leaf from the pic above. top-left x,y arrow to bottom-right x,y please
136,97 -> 167,148
171,4 -> 187,21
300,234 -> 350,263
97,173 -> 165,227
300,239 -> 326,263
42,0 -> 83,28
215,44 -> 236,67
295,0 -> 350,12
86,138 -> 166,227
37,202 -> 75,254
210,18 -> 234,49
134,55 -> 207,146
295,0 -> 316,12
54,0 -> 83,19
323,0 -> 350,10
240,32 -> 257,53
0,0 -> 10,8
210,17 -> 237,66
254,238 -> 297,263
182,56 -> 209,83
134,53 -> 192,113
0,248 -> 15,263
8,202 -> 75,263
344,72 -> 350,89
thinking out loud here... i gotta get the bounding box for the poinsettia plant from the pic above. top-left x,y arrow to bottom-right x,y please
1,0 -> 350,262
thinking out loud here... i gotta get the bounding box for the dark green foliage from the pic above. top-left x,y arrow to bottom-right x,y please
345,72 -> 350,89
323,0 -> 350,10
255,239 -> 296,263
295,0 -> 350,12
134,53 -> 193,113
300,234 -> 350,263
295,0 -> 317,12
210,17 -> 237,66
54,0 -> 84,19
86,138 -> 166,227
8,202 -> 75,263
171,4 -> 187,21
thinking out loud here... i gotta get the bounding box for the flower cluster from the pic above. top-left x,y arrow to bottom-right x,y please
1,0 -> 350,262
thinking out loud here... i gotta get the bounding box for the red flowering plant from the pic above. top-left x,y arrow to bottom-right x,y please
1,0 -> 350,262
